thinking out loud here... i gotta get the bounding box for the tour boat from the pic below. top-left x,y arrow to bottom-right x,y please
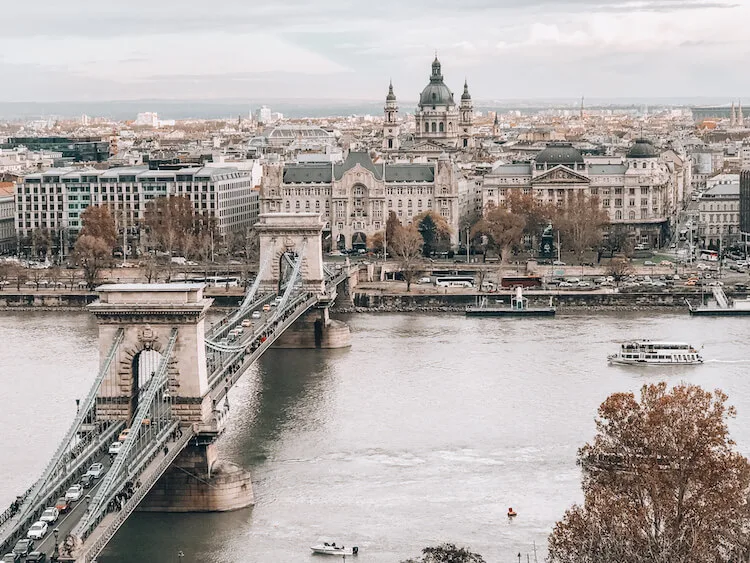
310,542 -> 359,556
608,341 -> 703,365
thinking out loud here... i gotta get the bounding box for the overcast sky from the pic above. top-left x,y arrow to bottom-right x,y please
1,0 -> 748,102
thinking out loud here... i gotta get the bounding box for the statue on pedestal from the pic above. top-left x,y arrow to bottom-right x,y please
540,223 -> 556,259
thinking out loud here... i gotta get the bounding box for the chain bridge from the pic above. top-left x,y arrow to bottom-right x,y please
0,214 -> 356,562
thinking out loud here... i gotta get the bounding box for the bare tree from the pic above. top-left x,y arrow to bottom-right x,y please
30,268 -> 45,290
48,265 -> 62,290
0,263 -> 14,291
471,205 -> 525,265
64,268 -> 78,290
549,383 -> 750,563
74,235 -> 112,290
605,257 -> 633,286
555,192 -> 609,265
390,224 -> 423,291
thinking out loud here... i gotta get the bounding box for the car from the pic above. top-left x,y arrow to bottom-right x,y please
558,281 -> 573,287
262,304 -> 271,312
54,497 -> 70,514
79,474 -> 94,489
251,311 -> 262,319
109,441 -> 123,455
87,464 -> 105,479
12,539 -> 33,557
2,553 -> 20,563
25,552 -> 46,562
735,283 -> 749,291
26,522 -> 48,540
650,281 -> 667,287
39,507 -> 58,524
241,319 -> 252,327
567,278 -> 580,284
697,263 -> 710,270
65,484 -> 84,502
644,260 -> 656,266
553,260 -> 566,266
417,277 -> 432,284
577,281 -> 591,288
118,428 -> 131,442
600,280 -> 614,287
673,274 -> 681,280
685,279 -> 698,286
660,260 -> 673,266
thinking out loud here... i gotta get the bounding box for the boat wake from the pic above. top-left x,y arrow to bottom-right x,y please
704,359 -> 750,364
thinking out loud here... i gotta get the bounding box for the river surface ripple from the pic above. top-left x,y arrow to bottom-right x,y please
1,311 -> 749,562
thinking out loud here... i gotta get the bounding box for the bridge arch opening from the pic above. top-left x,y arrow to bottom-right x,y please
278,251 -> 298,294
130,349 -> 163,422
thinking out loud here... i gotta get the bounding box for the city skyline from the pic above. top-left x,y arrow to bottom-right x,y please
3,0 -> 750,102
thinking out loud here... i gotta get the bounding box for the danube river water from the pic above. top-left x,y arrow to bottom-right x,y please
1,310 -> 750,562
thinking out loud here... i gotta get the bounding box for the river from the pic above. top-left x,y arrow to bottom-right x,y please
1,311 -> 749,562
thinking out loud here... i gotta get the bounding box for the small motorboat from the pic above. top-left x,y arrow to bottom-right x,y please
507,507 -> 517,518
310,542 -> 359,556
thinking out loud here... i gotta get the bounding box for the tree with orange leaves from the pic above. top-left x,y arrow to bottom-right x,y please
549,382 -> 750,563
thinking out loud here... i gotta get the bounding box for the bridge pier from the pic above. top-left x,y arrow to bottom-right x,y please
138,442 -> 254,512
273,306 -> 351,349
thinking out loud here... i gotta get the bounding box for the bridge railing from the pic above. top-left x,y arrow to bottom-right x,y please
74,329 -> 178,541
79,428 -> 194,563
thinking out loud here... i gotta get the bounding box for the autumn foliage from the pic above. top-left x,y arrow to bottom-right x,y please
549,383 -> 750,563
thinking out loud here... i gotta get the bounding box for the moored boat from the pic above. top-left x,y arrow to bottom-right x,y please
608,341 -> 703,365
310,542 -> 359,556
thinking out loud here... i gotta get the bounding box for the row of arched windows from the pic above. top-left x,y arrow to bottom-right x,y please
423,122 -> 452,133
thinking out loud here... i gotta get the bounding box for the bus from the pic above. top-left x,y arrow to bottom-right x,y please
699,250 -> 719,262
204,276 -> 240,287
435,276 -> 474,288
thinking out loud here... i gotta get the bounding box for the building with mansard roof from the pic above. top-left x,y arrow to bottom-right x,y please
260,151 -> 459,250
480,140 -> 679,247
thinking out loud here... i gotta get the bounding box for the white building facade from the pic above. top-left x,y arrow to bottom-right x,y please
260,151 -> 459,249
481,140 -> 678,247
16,165 -> 255,244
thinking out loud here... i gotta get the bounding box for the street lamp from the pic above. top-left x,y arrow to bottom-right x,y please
52,527 -> 60,562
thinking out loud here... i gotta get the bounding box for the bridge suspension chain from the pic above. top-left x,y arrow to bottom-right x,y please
74,329 -> 178,541
11,328 -> 125,526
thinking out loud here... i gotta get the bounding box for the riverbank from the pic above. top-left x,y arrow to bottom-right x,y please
0,287 -> 728,313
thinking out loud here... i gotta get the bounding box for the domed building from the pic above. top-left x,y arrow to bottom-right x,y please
479,140 -> 678,248
414,56 -> 474,149
382,56 -> 475,156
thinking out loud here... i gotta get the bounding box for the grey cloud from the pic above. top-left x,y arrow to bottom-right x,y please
2,0 -> 739,38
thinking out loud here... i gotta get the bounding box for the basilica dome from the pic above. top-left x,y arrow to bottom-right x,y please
419,57 -> 455,107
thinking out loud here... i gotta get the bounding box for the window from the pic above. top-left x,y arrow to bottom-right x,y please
615,210 -> 622,220
615,198 -> 622,207
388,139 -> 393,149
642,162 -> 647,169
439,122 -> 444,133
424,122 -> 429,133
629,199 -> 635,207
629,211 -> 636,220
602,199 -> 610,207
431,122 -> 436,133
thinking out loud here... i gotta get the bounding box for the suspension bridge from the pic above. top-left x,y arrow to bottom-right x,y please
0,214 -> 356,562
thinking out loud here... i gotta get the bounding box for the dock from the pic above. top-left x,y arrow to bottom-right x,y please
465,288 -> 555,317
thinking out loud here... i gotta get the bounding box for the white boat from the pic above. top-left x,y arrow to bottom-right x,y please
608,341 -> 703,365
310,542 -> 359,556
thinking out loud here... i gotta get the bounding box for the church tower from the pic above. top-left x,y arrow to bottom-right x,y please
492,113 -> 499,137
459,80 -> 474,149
383,81 -> 400,151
